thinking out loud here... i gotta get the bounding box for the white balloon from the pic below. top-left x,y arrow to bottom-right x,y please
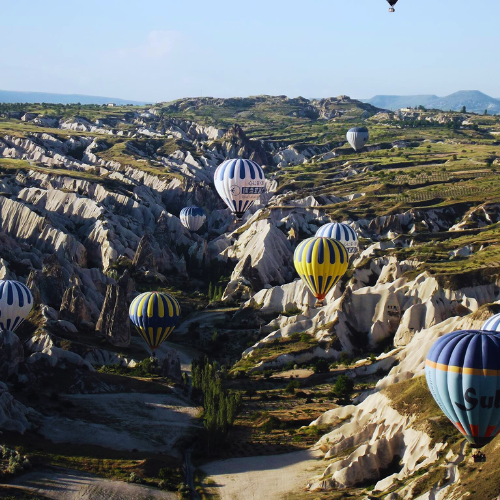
483,313 -> 500,332
346,127 -> 369,151
180,206 -> 206,231
0,280 -> 33,332
214,159 -> 266,219
315,222 -> 359,255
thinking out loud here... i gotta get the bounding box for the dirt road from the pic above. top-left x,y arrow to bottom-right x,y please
8,466 -> 177,499
201,450 -> 323,500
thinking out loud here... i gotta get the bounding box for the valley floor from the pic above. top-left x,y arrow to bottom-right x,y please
38,393 -> 200,454
201,450 -> 323,500
6,466 -> 177,499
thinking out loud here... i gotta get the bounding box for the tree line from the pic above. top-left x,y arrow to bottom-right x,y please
192,357 -> 242,453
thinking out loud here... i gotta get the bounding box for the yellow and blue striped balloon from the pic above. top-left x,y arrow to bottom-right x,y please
426,330 -> 500,448
293,237 -> 349,304
129,292 -> 181,353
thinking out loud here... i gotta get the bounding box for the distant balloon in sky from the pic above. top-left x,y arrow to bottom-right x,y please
483,314 -> 500,332
180,206 -> 206,232
129,291 -> 181,354
0,280 -> 33,332
293,237 -> 349,307
214,159 -> 266,220
346,127 -> 369,151
426,330 -> 500,448
315,222 -> 359,256
387,0 -> 398,12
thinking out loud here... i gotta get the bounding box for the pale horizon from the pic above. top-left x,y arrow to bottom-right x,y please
2,0 -> 499,102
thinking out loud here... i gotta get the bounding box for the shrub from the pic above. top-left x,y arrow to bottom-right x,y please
334,374 -> 354,398
313,359 -> 330,374
339,352 -> 351,366
300,333 -> 312,343
262,415 -> 281,433
285,380 -> 301,394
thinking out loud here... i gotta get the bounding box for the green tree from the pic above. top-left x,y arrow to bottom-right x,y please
484,109 -> 488,115
208,281 -> 213,300
461,105 -> 466,113
191,357 -> 242,453
313,359 -> 330,374
285,380 -> 301,394
334,374 -> 354,398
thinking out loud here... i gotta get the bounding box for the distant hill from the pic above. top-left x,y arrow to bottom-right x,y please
362,90 -> 500,114
0,89 -> 146,106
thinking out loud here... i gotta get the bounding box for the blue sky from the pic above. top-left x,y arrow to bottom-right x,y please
1,0 -> 499,102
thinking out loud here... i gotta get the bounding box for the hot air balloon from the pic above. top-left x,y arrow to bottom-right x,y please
180,206 -> 206,232
483,313 -> 500,332
214,159 -> 266,220
346,127 -> 369,151
0,280 -> 33,332
293,237 -> 349,307
387,0 -> 398,12
129,291 -> 181,355
426,330 -> 500,451
315,223 -> 359,256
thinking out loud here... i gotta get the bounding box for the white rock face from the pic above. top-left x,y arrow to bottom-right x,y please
241,259 -> 499,371
308,391 -> 444,491
304,307 -> 491,493
245,279 -> 317,315
0,196 -> 87,265
222,216 -> 294,298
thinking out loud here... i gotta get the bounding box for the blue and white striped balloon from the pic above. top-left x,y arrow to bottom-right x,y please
315,222 -> 359,255
214,159 -> 266,219
180,206 -> 206,231
483,314 -> 500,332
0,280 -> 33,332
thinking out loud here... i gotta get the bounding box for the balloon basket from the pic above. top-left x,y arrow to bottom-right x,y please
389,7 -> 395,12
472,451 -> 487,463
315,300 -> 325,308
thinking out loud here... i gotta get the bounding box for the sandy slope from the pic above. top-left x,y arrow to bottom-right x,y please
8,467 -> 176,499
201,450 -> 323,500
39,393 -> 200,454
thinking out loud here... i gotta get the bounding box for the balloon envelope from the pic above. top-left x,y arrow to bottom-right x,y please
0,280 -> 33,332
315,223 -> 358,255
180,206 -> 206,231
214,159 -> 266,219
387,0 -> 398,6
293,237 -> 349,302
426,330 -> 500,448
483,314 -> 500,332
346,127 -> 369,151
129,292 -> 181,352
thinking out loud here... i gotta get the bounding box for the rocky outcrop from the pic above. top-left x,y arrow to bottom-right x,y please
0,331 -> 24,381
159,348 -> 181,381
132,232 -> 157,271
27,254 -> 69,309
59,285 -> 94,329
0,382 -> 33,433
222,216 -> 294,300
0,196 -> 87,265
95,271 -> 132,347
307,392 -> 444,491
213,124 -> 270,166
